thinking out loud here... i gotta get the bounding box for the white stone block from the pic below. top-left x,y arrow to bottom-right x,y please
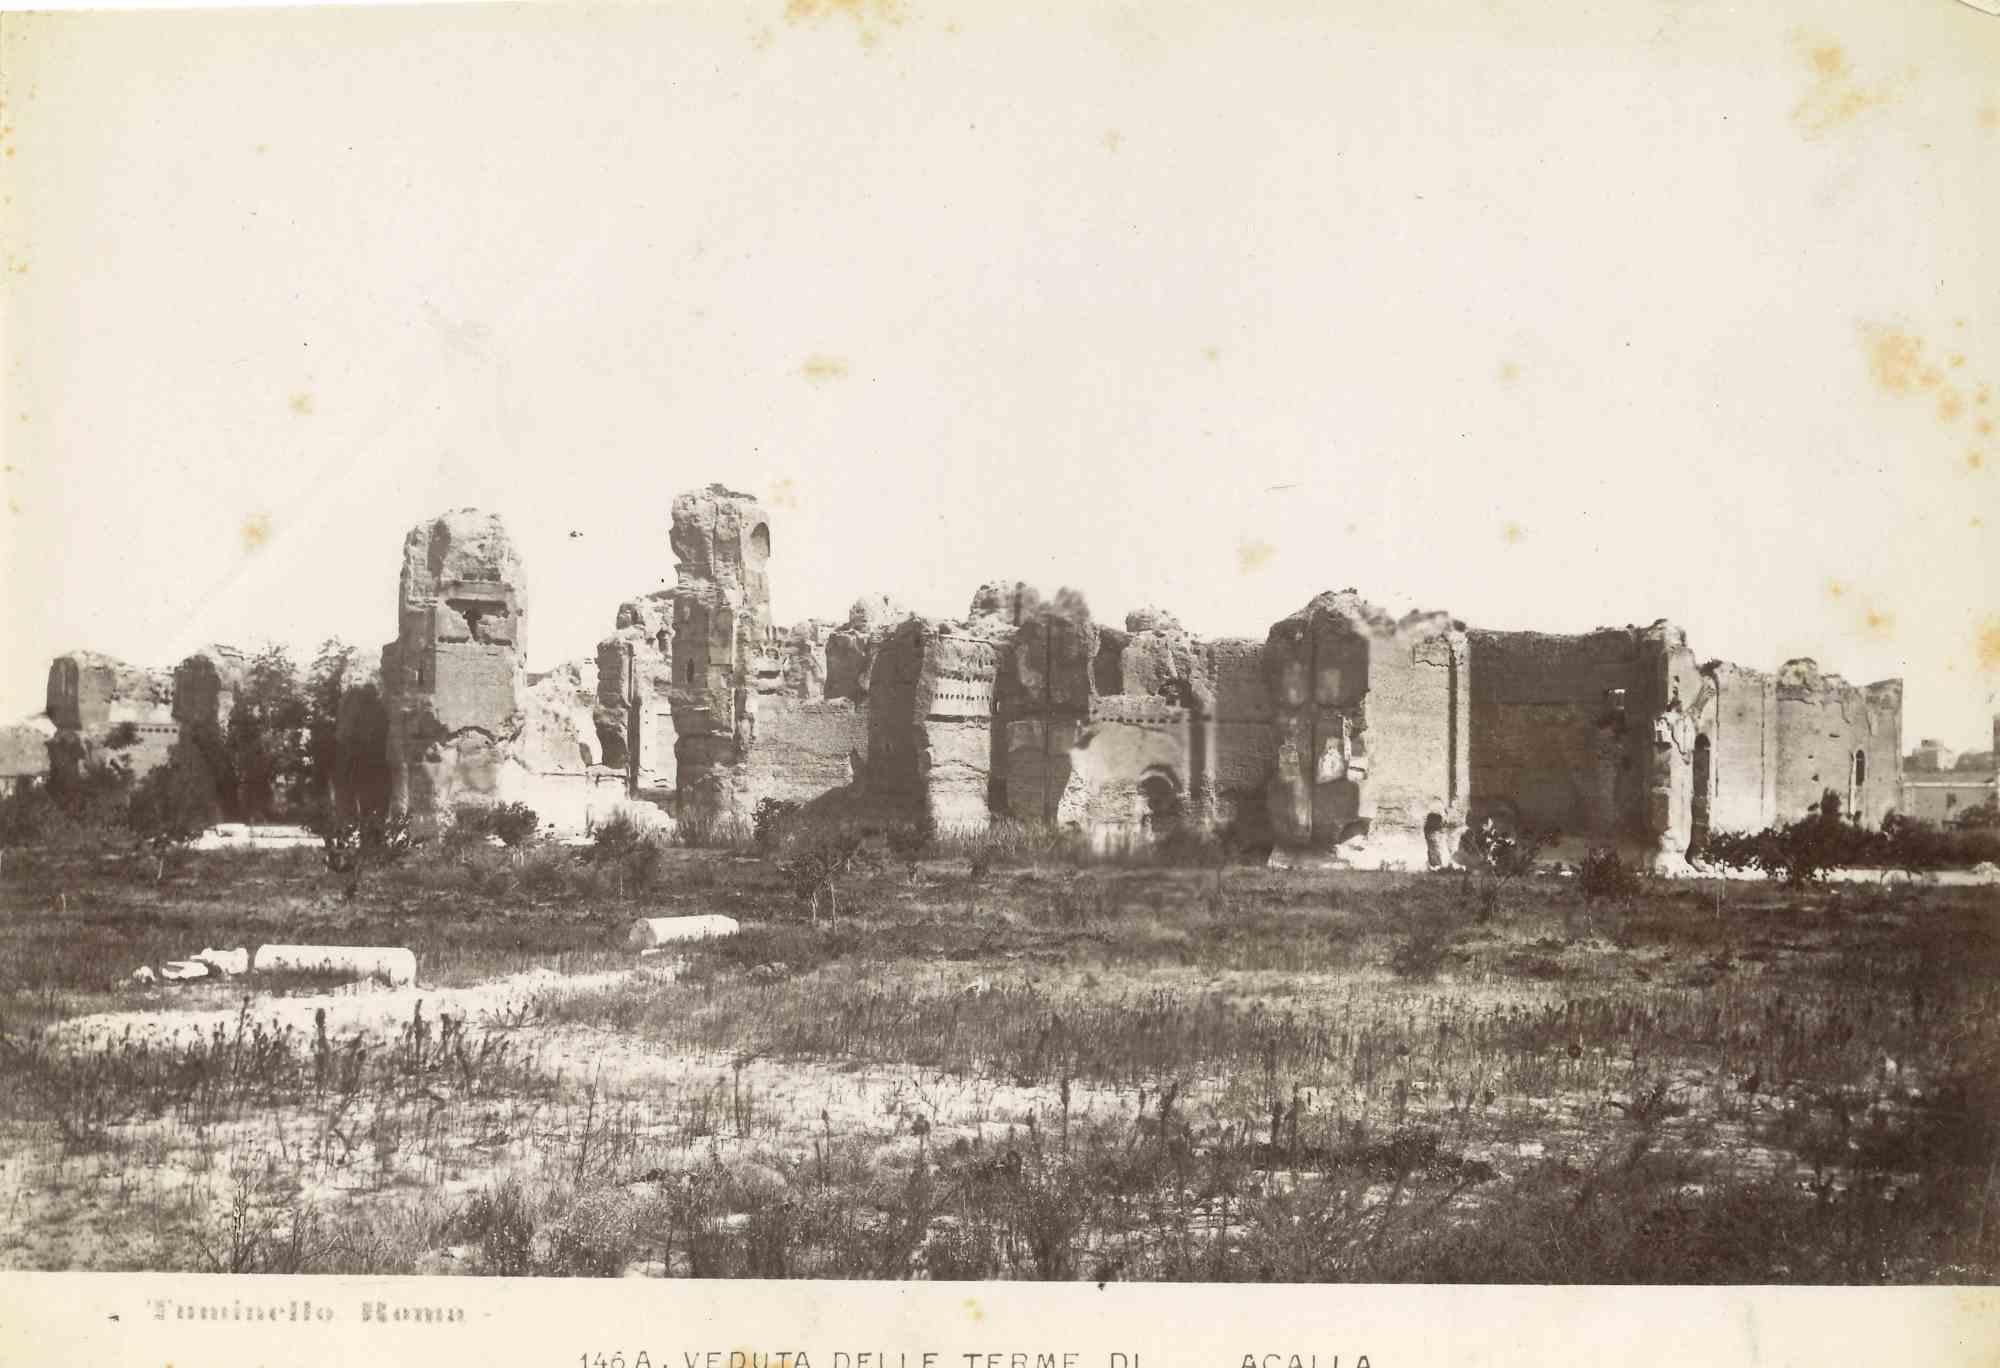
253,944 -> 418,986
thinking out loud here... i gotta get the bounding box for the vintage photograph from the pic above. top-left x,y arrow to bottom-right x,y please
2,0 -> 1997,1292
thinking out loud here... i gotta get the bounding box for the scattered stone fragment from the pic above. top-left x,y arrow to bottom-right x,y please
195,946 -> 249,976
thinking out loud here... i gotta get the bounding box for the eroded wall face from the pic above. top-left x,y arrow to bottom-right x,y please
1263,595 -> 1467,850
1070,704 -> 1192,852
1775,663 -> 1902,826
43,653 -> 178,782
995,609 -> 1096,825
1697,664 -> 1778,836
381,510 -> 528,827
1202,640 -> 1276,829
864,622 -> 999,827
1467,629 -> 1656,841
665,486 -> 772,819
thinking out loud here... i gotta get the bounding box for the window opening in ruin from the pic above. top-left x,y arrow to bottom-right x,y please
684,659 -> 695,684
1850,750 -> 1866,821
750,523 -> 771,560
1691,734 -> 1713,850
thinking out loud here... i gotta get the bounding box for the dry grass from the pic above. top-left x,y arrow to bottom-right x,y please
0,838 -> 1995,1281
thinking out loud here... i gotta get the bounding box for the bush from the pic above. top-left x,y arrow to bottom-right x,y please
753,798 -> 802,854
484,802 -> 541,848
777,820 -> 868,922
444,801 -> 541,851
317,809 -> 419,877
589,809 -> 647,861
1577,847 -> 1642,902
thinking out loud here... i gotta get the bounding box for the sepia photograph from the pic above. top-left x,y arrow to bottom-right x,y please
1,0 -> 1997,1340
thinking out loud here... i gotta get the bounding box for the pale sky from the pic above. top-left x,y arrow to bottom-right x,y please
3,0 -> 1997,750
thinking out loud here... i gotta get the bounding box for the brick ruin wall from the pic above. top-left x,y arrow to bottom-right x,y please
20,480 -> 1887,864
1776,661 -> 1903,828
44,651 -> 178,783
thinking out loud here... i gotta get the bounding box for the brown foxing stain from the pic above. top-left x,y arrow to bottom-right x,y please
1977,419 -> 1995,438
1965,450 -> 1987,474
1939,388 -> 1966,422
1981,103 -> 2000,132
962,1297 -> 984,1323
784,0 -> 905,42
7,496 -> 19,515
800,355 -> 849,382
1977,619 -> 2000,672
1824,578 -> 1848,600
1497,360 -> 1520,383
1202,346 -> 1219,363
1501,521 -> 1526,545
767,477 -> 800,510
1102,129 -> 1124,153
241,513 -> 273,553
288,392 -> 314,416
1859,606 -> 1895,639
1861,324 -> 1934,395
1791,36 -> 1894,137
1236,538 -> 1275,573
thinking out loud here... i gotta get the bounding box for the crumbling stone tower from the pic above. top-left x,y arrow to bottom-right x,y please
595,590 -> 677,796
380,509 -> 527,824
1262,591 -> 1469,859
666,484 -> 773,816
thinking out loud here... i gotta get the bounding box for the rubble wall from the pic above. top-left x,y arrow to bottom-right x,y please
866,621 -> 1000,828
1466,628 -> 1657,841
1775,661 -> 1902,826
1264,593 -> 1467,852
44,651 -> 178,781
1699,663 -> 1778,835
380,509 -> 527,828
744,698 -> 872,807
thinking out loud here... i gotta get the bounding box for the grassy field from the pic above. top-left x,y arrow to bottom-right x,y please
0,835 -> 1995,1282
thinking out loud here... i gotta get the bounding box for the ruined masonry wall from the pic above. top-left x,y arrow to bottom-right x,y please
1701,664 -> 1778,835
1466,629 -> 1657,840
1775,662 -> 1902,827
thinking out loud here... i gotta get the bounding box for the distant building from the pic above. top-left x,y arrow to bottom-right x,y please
1901,718 -> 1999,824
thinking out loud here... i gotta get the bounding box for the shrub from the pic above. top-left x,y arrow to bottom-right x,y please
452,1179 -> 538,1276
753,798 -> 802,854
317,809 -> 419,878
777,822 -> 867,922
1577,847 -> 1641,902
589,809 -> 646,861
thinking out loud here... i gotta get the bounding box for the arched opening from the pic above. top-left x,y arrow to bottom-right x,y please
1851,750 -> 1866,822
749,523 -> 771,561
1691,734 -> 1712,850
1138,768 -> 1184,839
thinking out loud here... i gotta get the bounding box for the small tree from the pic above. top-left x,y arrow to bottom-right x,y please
226,644 -> 311,821
304,639 -> 362,810
127,745 -> 219,881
